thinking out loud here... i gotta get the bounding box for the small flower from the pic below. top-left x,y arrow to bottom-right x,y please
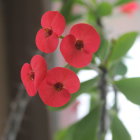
38,67 -> 80,107
36,11 -> 66,53
21,55 -> 47,96
60,23 -> 100,68
120,2 -> 139,14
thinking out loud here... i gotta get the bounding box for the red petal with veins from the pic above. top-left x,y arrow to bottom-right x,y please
21,55 -> 47,96
70,23 -> 100,53
21,63 -> 37,96
41,11 -> 66,36
60,34 -> 93,68
31,55 -> 47,88
35,29 -> 58,53
38,67 -> 80,107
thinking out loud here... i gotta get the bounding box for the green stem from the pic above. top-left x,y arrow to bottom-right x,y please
98,66 -> 107,140
95,15 -> 108,140
59,35 -> 64,39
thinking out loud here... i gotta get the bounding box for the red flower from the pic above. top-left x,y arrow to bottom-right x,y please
38,67 -> 80,107
35,11 -> 66,53
60,23 -> 100,68
21,55 -> 47,96
120,2 -> 139,14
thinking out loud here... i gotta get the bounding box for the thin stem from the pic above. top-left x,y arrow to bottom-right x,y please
95,13 -> 108,140
98,66 -> 107,140
59,35 -> 64,39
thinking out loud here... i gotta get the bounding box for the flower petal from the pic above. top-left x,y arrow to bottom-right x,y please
31,55 -> 47,88
70,23 -> 100,53
38,80 -> 71,107
41,11 -> 65,36
35,29 -> 58,53
60,34 -> 93,68
45,67 -> 80,93
21,63 -> 37,96
120,2 -> 139,14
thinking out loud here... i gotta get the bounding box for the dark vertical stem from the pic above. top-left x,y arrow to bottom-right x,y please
96,16 -> 108,140
98,67 -> 107,140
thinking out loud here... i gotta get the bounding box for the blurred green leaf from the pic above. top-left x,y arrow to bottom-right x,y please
55,129 -> 68,140
60,0 -> 75,24
109,32 -> 138,62
67,65 -> 90,73
115,77 -> 140,105
115,0 -> 133,6
111,113 -> 131,140
70,14 -> 82,22
76,77 -> 99,95
48,77 -> 99,111
90,92 -> 100,111
97,2 -> 113,17
110,61 -> 127,77
55,104 -> 101,140
86,9 -> 97,26
95,39 -> 110,61
60,0 -> 83,24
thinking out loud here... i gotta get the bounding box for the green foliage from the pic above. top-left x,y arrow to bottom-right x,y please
86,9 -> 97,27
51,1 -> 140,139
95,39 -> 110,62
109,32 -> 138,62
97,2 -> 113,17
110,61 -> 127,77
60,0 -> 82,24
111,113 -> 131,140
55,104 -> 101,140
89,92 -> 100,111
76,77 -> 99,95
115,78 -> 140,105
115,0 -> 133,6
67,65 -> 90,73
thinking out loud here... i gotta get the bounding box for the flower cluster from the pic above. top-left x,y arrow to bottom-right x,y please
21,11 -> 100,107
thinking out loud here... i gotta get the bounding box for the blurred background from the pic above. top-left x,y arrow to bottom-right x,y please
0,0 -> 140,140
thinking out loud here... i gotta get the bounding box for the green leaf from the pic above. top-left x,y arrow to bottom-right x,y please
97,2 -> 113,17
55,104 -> 101,140
95,39 -> 110,61
86,9 -> 97,26
76,77 -> 99,95
111,113 -> 131,140
115,78 -> 140,105
109,32 -> 138,61
60,0 -> 75,24
89,92 -> 100,111
67,65 -> 90,73
115,0 -> 133,6
48,77 -> 99,111
110,61 -> 127,77
70,14 -> 82,22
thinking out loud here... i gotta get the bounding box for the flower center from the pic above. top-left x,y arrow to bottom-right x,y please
54,82 -> 63,91
29,71 -> 35,80
44,28 -> 53,37
75,40 -> 84,50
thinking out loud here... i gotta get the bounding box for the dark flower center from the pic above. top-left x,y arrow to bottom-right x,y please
54,82 -> 63,91
75,40 -> 84,50
29,71 -> 35,80
44,28 -> 53,37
